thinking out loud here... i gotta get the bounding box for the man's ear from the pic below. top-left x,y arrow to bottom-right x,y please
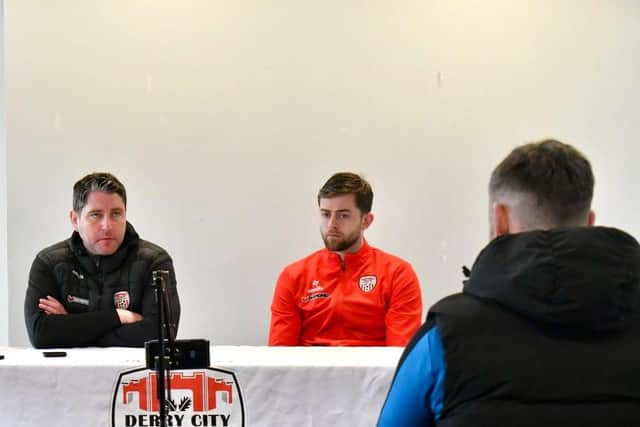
70,210 -> 80,232
587,209 -> 596,226
492,202 -> 511,237
362,212 -> 374,230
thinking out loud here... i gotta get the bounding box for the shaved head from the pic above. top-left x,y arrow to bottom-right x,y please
489,139 -> 594,234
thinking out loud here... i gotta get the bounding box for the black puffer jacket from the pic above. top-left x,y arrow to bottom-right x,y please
24,223 -> 180,348
431,226 -> 640,427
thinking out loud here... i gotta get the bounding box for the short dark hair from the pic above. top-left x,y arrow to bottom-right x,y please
489,139 -> 594,227
73,172 -> 127,213
317,172 -> 373,214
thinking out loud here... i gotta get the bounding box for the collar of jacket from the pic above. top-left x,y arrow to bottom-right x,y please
324,238 -> 372,270
463,226 -> 640,332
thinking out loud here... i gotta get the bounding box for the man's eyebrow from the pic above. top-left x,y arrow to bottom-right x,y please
320,208 -> 352,213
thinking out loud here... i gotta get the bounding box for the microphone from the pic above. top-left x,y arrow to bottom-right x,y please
152,270 -> 177,341
152,269 -> 170,281
462,265 -> 471,278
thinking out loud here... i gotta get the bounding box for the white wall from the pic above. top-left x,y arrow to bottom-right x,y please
0,0 -> 7,346
5,0 -> 640,346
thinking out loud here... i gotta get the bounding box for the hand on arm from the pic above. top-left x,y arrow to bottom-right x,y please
116,309 -> 143,324
38,296 -> 68,315
95,254 -> 180,347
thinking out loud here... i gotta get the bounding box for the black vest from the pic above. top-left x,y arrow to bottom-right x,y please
430,293 -> 640,427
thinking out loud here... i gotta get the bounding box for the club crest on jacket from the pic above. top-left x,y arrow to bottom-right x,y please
114,291 -> 130,309
359,275 -> 377,292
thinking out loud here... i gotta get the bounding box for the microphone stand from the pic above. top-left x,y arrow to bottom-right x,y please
150,270 -> 176,427
146,270 -> 208,427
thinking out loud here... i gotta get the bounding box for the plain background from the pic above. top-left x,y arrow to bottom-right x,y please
2,0 -> 639,346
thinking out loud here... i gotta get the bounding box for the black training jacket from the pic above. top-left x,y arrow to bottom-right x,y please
24,222 -> 180,348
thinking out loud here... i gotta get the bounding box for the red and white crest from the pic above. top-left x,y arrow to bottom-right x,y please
113,291 -> 130,309
359,275 -> 378,292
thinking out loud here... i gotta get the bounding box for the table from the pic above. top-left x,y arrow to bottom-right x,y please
0,346 -> 402,427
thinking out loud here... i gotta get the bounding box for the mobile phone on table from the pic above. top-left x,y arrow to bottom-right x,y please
43,351 -> 67,357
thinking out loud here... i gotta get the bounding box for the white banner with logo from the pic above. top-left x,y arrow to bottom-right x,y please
112,367 -> 245,427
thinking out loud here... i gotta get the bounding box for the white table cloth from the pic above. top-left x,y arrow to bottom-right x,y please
0,346 -> 402,427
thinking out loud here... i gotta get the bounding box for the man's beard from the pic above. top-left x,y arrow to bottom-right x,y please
322,229 -> 361,252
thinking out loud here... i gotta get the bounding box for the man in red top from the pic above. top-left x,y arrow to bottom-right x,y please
269,172 -> 423,346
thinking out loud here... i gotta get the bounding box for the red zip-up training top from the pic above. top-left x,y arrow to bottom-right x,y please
268,240 -> 422,346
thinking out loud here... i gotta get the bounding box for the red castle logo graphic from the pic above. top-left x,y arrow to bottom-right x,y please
122,371 -> 233,412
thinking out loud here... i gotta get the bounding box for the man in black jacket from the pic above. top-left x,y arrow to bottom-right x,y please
378,139 -> 640,426
24,172 -> 180,348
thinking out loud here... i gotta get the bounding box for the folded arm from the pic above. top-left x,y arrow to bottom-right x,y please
95,254 -> 180,347
24,257 -> 122,348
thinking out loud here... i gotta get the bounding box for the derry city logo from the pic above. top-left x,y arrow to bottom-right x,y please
112,367 -> 245,427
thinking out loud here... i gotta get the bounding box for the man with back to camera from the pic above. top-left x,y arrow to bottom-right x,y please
24,172 -> 181,348
378,140 -> 640,426
268,172 -> 423,346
